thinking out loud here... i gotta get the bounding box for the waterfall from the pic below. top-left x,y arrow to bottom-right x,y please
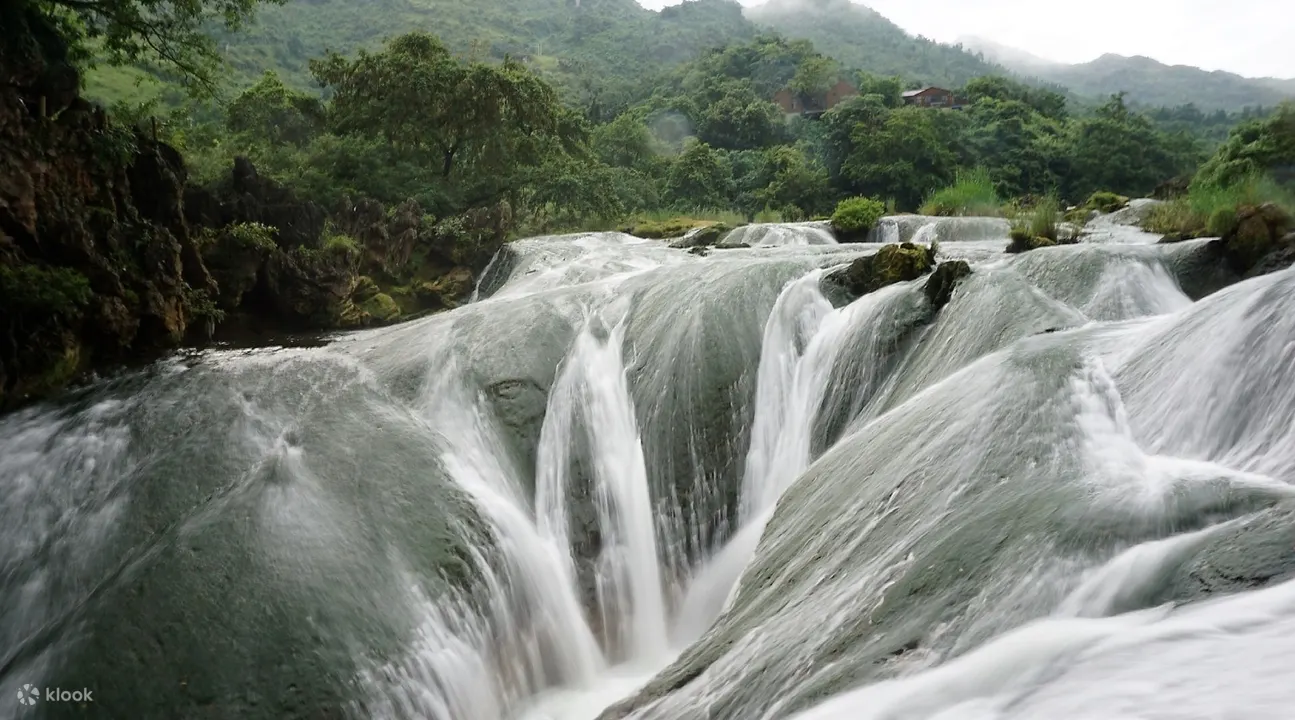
5,226 -> 1295,720
536,301 -> 669,664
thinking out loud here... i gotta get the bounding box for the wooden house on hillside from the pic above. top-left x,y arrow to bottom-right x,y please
902,87 -> 964,109
773,79 -> 859,118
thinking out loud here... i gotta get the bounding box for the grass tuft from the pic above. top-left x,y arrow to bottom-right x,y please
919,167 -> 1002,217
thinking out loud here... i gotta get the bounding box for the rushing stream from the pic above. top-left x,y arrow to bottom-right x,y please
3,215 -> 1294,720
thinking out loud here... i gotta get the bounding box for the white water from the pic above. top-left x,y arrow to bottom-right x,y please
723,222 -> 838,247
8,221 -> 1295,720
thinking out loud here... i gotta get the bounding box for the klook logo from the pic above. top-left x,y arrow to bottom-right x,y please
14,684 -> 94,706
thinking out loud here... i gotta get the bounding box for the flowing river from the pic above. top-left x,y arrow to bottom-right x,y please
3,213 -> 1294,720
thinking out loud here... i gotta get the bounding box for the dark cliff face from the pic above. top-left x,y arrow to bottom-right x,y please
0,8 -> 507,411
0,7 -> 214,409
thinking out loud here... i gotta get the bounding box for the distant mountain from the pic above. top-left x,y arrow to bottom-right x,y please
744,0 -> 1005,87
960,37 -> 1295,110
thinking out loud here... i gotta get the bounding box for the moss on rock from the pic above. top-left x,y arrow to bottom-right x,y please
826,242 -> 935,298
359,292 -> 401,323
1221,203 -> 1293,275
1007,234 -> 1058,254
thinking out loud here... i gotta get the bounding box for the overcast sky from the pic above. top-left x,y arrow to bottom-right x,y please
636,0 -> 1295,78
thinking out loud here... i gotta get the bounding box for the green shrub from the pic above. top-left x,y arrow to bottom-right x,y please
1143,173 -> 1295,237
1009,194 -> 1062,244
754,207 -> 783,224
227,222 -> 279,251
830,196 -> 887,235
323,231 -> 360,256
0,265 -> 93,317
920,168 -> 1002,217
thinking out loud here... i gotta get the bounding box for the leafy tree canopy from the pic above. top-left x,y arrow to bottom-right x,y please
21,0 -> 281,94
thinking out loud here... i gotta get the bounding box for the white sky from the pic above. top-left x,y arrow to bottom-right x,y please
636,0 -> 1295,78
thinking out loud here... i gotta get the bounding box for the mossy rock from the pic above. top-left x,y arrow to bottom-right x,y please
923,261 -> 972,312
1222,203 -> 1293,275
352,275 -> 380,302
1084,191 -> 1130,214
1006,234 -> 1057,254
632,218 -> 715,240
826,242 -> 934,298
359,292 -> 401,323
668,223 -> 734,249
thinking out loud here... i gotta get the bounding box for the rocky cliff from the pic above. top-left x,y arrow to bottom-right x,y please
1,6 -> 217,409
0,7 -> 506,410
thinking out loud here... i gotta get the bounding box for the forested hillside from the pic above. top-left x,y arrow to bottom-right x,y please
744,0 -> 1005,88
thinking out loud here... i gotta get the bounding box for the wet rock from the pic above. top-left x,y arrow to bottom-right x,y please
1220,203 -> 1293,276
923,260 -> 972,312
1158,231 -> 1197,244
1245,231 -> 1295,278
825,242 -> 934,298
1007,235 -> 1057,253
668,223 -> 733,249
687,246 -> 711,257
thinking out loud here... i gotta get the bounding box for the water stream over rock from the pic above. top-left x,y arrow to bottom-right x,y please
3,215 -> 1294,720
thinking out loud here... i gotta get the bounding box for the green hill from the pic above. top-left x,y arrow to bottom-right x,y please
86,0 -> 759,105
743,0 -> 1005,87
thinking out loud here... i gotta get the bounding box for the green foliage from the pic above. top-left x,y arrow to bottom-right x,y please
1143,173 -> 1295,237
227,221 -> 278,251
18,0 -> 282,95
1194,103 -> 1295,188
839,106 -> 958,211
920,167 -> 1002,216
184,285 -> 226,323
311,32 -> 572,184
1064,93 -> 1203,201
664,139 -> 732,209
830,196 -> 886,234
226,70 -> 323,146
0,264 -> 94,317
1009,195 -> 1062,244
322,230 -> 360,256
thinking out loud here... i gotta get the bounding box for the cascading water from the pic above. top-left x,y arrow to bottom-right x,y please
536,302 -> 668,664
4,218 -> 1295,720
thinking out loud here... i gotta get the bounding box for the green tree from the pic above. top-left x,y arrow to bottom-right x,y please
755,145 -> 833,216
591,113 -> 657,170
696,84 -> 785,151
841,106 -> 957,210
789,55 -> 836,97
664,139 -> 732,208
226,70 -> 323,146
1065,93 -> 1200,200
12,0 -> 281,93
1195,102 -> 1295,187
310,32 -> 573,182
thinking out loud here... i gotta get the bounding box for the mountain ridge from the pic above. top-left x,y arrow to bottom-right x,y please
961,36 -> 1295,110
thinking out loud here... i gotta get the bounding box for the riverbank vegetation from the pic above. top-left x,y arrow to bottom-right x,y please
1142,106 -> 1295,239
